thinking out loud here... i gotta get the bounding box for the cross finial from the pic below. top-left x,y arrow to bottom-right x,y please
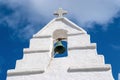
54,8 -> 67,17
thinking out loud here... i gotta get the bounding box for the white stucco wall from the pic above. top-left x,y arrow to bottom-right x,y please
7,17 -> 114,80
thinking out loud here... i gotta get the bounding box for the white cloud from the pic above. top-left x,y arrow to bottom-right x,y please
18,25 -> 36,40
0,0 -> 120,39
8,0 -> 120,26
111,44 -> 120,50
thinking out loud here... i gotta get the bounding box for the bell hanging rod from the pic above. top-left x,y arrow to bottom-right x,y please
57,38 -> 67,41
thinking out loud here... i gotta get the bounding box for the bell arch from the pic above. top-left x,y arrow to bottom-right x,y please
53,29 -> 68,40
52,29 -> 68,58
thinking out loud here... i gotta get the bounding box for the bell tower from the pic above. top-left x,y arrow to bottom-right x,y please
7,8 -> 114,80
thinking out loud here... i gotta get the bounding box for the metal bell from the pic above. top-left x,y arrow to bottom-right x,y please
54,41 -> 65,54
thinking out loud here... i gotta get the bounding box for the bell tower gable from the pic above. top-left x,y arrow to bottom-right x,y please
7,8 -> 114,80
33,17 -> 87,38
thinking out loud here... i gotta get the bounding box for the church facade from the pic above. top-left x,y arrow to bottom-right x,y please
7,8 -> 114,80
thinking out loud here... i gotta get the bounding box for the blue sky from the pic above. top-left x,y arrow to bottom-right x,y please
0,0 -> 120,80
118,73 -> 120,80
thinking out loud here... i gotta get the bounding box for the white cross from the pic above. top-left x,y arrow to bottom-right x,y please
54,8 -> 67,17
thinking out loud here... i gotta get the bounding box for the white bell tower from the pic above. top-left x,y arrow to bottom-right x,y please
7,8 -> 114,80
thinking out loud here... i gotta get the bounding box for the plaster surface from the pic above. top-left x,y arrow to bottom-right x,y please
7,17 -> 114,80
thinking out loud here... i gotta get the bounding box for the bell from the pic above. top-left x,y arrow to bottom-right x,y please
54,41 -> 66,54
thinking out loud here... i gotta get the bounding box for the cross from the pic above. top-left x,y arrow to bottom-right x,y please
54,8 -> 67,17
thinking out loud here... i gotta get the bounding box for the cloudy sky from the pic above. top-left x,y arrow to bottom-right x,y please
0,0 -> 120,80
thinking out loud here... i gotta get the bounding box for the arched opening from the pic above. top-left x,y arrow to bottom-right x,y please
52,29 -> 68,58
